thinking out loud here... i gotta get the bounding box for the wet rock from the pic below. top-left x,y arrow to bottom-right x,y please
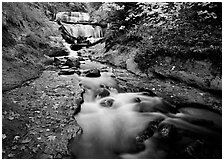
47,47 -> 69,57
53,57 -> 61,66
84,68 -> 101,78
139,88 -> 157,97
77,57 -> 85,61
68,68 -> 81,75
136,121 -> 159,143
74,70 -> 81,76
77,51 -> 82,56
43,57 -> 54,66
70,45 -> 83,51
59,66 -> 70,69
97,88 -> 110,98
99,98 -> 114,108
64,58 -> 80,68
73,99 -> 83,116
158,123 -> 177,141
58,69 -> 76,75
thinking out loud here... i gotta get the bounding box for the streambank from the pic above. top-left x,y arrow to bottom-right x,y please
2,69 -> 83,159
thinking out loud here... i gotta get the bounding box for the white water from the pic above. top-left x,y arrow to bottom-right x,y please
63,23 -> 103,38
58,34 -> 221,159
67,62 -> 221,158
55,12 -> 90,23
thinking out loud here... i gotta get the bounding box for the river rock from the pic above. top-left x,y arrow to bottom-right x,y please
84,68 -> 101,77
96,88 -> 110,98
70,45 -> 83,51
64,58 -> 80,68
58,69 -> 76,75
43,57 -> 54,66
77,51 -> 82,56
59,66 -> 70,69
77,57 -> 85,61
53,57 -> 63,66
99,98 -> 114,108
47,47 -> 69,57
74,70 -> 81,76
158,123 -> 177,140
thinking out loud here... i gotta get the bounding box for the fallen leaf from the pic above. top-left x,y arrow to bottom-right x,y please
20,145 -> 26,150
8,153 -> 15,158
8,116 -> 15,120
2,134 -> 7,140
14,136 -> 20,141
21,138 -> 31,144
37,115 -> 42,119
35,111 -> 41,114
47,135 -> 56,142
32,147 -> 39,153
52,105 -> 58,110
29,130 -> 37,135
3,111 -> 7,115
11,145 -> 18,150
46,116 -> 51,119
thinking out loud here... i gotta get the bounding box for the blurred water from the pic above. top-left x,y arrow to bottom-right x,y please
59,40 -> 221,159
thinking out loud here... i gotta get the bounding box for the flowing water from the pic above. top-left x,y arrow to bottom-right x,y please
62,23 -> 103,38
56,42 -> 222,159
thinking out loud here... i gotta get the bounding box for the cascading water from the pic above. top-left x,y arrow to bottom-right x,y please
68,70 -> 221,158
56,11 -> 103,39
62,23 -> 103,38
55,12 -> 221,159
56,47 -> 221,158
55,12 -> 90,23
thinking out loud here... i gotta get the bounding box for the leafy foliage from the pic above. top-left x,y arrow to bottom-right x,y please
90,2 -> 222,74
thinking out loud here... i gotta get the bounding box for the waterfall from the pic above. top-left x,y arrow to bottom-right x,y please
93,26 -> 103,38
62,23 -> 103,38
56,12 -> 90,23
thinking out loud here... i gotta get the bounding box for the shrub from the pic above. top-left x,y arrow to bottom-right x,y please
96,2 -> 222,72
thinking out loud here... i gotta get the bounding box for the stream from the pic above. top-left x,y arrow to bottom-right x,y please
2,39 -> 221,159
56,41 -> 222,159
2,18 -> 222,158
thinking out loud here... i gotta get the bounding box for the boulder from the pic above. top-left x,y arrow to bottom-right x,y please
84,68 -> 101,77
47,47 -> 69,57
